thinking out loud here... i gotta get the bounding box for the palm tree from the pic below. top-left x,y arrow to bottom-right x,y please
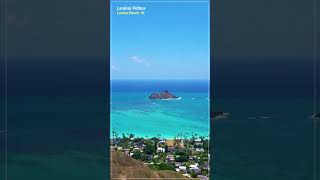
112,130 -> 119,146
129,133 -> 134,139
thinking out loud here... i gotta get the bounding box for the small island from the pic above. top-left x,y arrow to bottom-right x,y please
149,90 -> 179,100
211,111 -> 230,120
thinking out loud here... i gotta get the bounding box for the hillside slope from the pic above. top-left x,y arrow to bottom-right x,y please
111,150 -> 186,179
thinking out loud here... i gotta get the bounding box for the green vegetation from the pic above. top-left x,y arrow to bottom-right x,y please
111,132 -> 210,179
144,141 -> 156,155
155,163 -> 175,171
131,151 -> 142,160
175,151 -> 189,162
190,172 -> 198,178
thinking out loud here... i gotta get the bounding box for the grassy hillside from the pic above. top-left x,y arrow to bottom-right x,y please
111,150 -> 186,179
157,170 -> 186,178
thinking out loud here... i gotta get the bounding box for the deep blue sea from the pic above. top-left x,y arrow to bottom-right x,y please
212,97 -> 315,180
111,80 -> 210,138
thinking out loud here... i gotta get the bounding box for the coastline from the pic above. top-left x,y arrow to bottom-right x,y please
110,132 -> 210,140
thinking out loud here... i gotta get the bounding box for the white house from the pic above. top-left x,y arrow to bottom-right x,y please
190,167 -> 201,174
167,155 -> 174,161
195,148 -> 205,152
124,149 -> 130,156
189,163 -> 199,168
178,166 -> 187,173
157,147 -> 165,153
175,162 -> 182,167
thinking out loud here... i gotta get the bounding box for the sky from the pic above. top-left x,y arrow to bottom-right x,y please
110,1 -> 210,80
3,0 -> 318,97
5,0 -> 317,59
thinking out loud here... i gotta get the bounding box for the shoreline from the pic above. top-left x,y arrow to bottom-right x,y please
110,133 -> 210,140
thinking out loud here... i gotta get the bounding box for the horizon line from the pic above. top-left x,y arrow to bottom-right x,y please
110,78 -> 210,80
110,79 -> 210,81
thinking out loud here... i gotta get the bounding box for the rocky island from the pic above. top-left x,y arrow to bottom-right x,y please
148,90 -> 179,100
211,111 -> 230,120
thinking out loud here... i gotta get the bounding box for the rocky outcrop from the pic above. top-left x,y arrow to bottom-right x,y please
211,111 -> 230,120
148,90 -> 179,99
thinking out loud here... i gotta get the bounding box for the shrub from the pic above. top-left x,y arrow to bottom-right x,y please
190,172 -> 198,178
131,151 -> 142,160
175,155 -> 188,162
156,163 -> 175,171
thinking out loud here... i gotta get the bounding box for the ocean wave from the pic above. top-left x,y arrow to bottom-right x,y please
259,116 -> 272,119
160,97 -> 182,101
146,96 -> 182,101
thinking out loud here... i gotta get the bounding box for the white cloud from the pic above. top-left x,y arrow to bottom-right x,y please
111,64 -> 120,72
130,56 -> 150,68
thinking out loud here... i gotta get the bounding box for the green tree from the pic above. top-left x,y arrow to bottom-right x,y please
201,169 -> 208,176
190,172 -> 198,178
111,131 -> 118,145
144,142 -> 156,155
175,155 -> 188,162
129,133 -> 134,139
164,145 -> 168,153
131,151 -> 142,160
122,133 -> 127,139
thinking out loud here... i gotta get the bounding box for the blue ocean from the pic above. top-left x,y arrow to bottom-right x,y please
110,80 -> 210,139
1,58 -> 317,180
212,98 -> 315,180
210,60 -> 317,180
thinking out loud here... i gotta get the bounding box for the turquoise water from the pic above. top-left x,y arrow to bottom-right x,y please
111,80 -> 210,139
